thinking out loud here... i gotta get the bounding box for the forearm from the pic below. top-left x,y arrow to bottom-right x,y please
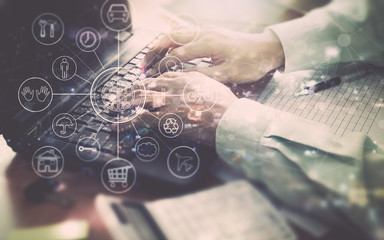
215,99 -> 375,196
268,0 -> 384,72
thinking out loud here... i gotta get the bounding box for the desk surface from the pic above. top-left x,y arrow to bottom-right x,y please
0,135 -> 112,239
0,136 -> 225,240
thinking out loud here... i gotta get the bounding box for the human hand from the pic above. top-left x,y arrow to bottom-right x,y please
114,72 -> 238,147
143,29 -> 284,84
21,86 -> 34,101
36,86 -> 50,102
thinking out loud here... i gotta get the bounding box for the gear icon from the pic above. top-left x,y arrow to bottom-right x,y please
163,118 -> 179,134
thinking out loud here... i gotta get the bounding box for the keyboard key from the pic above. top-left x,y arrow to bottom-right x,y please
73,114 -> 94,124
101,140 -> 117,155
117,68 -> 129,76
135,53 -> 146,60
73,106 -> 90,115
70,129 -> 94,143
94,131 -> 111,146
102,125 -> 112,133
81,101 -> 92,108
141,48 -> 150,54
111,75 -> 123,81
130,67 -> 142,76
129,58 -> 141,65
86,121 -> 103,132
123,63 -> 135,70
123,74 -> 138,81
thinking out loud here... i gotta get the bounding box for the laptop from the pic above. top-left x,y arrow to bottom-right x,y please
0,0 -> 219,189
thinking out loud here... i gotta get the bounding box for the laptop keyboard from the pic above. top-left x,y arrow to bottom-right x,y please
40,34 -> 214,158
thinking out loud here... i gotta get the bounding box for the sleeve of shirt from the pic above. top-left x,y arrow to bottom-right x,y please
215,98 -> 384,197
267,0 -> 384,72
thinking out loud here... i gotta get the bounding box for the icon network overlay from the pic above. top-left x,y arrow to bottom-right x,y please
159,113 -> 184,138
157,56 -> 184,76
183,78 -> 217,112
32,13 -> 64,45
90,67 -> 146,123
76,137 -> 101,162
52,113 -> 77,138
32,146 -> 64,178
52,56 -> 77,81
100,0 -> 133,32
135,137 -> 160,162
101,158 -> 137,194
76,27 -> 101,52
18,77 -> 53,112
167,146 -> 200,179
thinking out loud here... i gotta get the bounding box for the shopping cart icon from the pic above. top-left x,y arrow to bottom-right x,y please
107,166 -> 132,188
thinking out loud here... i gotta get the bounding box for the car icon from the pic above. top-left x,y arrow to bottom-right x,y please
107,4 -> 129,23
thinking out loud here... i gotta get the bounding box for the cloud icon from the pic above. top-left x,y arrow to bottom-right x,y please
137,142 -> 158,158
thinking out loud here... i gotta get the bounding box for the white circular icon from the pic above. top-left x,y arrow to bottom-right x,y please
76,27 -> 101,52
100,0 -> 134,32
183,78 -> 217,112
167,146 -> 200,179
18,77 -> 53,112
101,158 -> 137,194
157,56 -> 184,76
158,113 -> 184,138
167,13 -> 200,46
76,137 -> 101,162
90,67 -> 146,123
32,146 -> 64,178
52,56 -> 77,81
52,113 -> 77,138
32,13 -> 64,46
135,137 -> 160,162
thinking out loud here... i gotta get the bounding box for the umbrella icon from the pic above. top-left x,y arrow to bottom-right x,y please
56,115 -> 75,134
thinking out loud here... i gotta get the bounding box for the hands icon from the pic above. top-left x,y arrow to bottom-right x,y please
36,86 -> 51,102
21,86 -> 35,101
20,86 -> 50,102
19,78 -> 53,112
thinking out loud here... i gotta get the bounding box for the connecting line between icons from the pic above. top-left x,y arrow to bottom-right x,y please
117,121 -> 120,158
93,51 -> 105,70
75,74 -> 92,84
96,120 -> 105,134
75,109 -> 93,121
144,111 -> 160,120
27,126 -> 38,136
52,93 -> 92,96
60,41 -> 96,75
117,31 -> 120,69
131,121 -> 140,137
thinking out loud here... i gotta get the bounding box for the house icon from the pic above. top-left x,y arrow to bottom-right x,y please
36,149 -> 59,173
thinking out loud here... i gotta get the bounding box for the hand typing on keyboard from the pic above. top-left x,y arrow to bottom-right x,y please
143,28 -> 284,84
113,71 -> 237,146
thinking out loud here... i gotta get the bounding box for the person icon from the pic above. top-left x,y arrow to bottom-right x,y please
52,56 -> 77,81
60,58 -> 69,79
